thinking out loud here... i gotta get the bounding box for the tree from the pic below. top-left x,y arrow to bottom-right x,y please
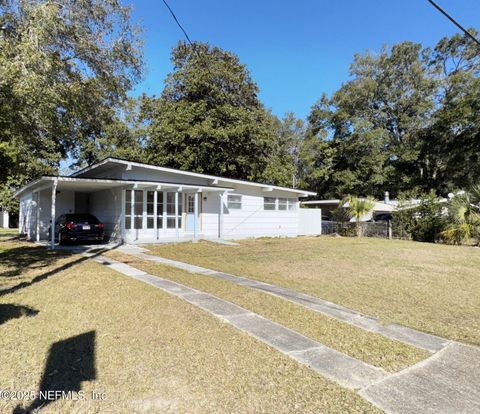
143,42 -> 282,183
344,195 -> 376,237
440,188 -> 480,245
0,0 -> 143,210
306,42 -> 437,198
419,30 -> 480,193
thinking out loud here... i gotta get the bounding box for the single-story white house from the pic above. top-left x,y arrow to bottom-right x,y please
14,158 -> 317,247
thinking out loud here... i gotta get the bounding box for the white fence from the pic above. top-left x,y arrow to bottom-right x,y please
298,208 -> 322,236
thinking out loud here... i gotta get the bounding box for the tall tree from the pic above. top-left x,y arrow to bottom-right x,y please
144,42 -> 282,183
420,30 -> 480,193
0,0 -> 143,210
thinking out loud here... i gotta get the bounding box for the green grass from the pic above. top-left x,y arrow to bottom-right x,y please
144,237 -> 480,346
107,250 -> 429,373
0,238 -> 381,413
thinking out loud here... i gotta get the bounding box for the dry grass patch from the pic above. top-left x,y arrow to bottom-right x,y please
107,251 -> 429,372
144,237 -> 480,346
0,240 -> 380,413
0,234 -> 79,292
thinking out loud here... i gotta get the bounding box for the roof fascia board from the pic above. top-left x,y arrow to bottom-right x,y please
72,158 -> 316,196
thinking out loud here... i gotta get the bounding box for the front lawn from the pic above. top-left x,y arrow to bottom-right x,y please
144,237 -> 480,346
0,237 -> 380,413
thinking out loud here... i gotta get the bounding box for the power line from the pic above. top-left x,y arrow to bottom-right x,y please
426,0 -> 480,47
161,0 -> 194,46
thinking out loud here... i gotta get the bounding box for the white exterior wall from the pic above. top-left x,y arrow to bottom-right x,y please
19,192 -> 34,238
298,208 -> 322,236
89,188 -> 122,241
222,189 -> 299,240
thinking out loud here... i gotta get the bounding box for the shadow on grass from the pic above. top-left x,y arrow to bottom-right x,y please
0,245 -> 72,278
13,330 -> 96,414
0,304 -> 39,325
0,247 -> 113,297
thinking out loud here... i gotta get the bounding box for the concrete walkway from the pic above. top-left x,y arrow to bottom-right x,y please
117,244 -> 449,353
88,246 -> 480,413
89,253 -> 387,390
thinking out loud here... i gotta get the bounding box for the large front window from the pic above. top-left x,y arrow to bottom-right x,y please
125,190 -> 182,232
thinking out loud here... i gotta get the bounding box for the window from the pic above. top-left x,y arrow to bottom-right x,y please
227,195 -> 242,210
288,198 -> 297,211
146,191 -> 155,229
125,190 -> 132,228
278,198 -> 287,211
166,192 -> 182,229
156,191 -> 164,229
133,190 -> 143,229
264,197 -> 276,210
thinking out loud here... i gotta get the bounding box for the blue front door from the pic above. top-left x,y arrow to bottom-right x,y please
186,194 -> 195,232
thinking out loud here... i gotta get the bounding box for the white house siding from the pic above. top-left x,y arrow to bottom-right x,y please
89,188 -> 122,241
19,192 -> 34,238
201,191 -> 221,237
220,186 -> 299,240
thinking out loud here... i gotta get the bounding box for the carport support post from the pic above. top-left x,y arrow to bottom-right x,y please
193,191 -> 199,242
175,191 -> 179,240
50,179 -> 58,250
218,192 -> 224,239
35,191 -> 40,242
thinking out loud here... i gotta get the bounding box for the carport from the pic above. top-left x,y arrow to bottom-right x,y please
15,176 -> 231,249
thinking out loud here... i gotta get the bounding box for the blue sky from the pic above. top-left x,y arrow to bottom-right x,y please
129,0 -> 480,120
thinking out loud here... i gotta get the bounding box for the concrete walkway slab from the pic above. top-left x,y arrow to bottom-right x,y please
181,292 -> 251,317
92,253 -> 388,391
119,245 -> 449,352
289,346 -> 387,390
360,342 -> 480,414
226,313 -> 320,354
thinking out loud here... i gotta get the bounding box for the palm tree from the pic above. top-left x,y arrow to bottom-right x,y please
440,188 -> 480,245
344,195 -> 376,237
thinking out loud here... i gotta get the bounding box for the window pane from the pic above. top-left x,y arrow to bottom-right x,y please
126,191 -> 131,202
288,199 -> 297,210
134,217 -> 142,229
178,195 -> 183,212
125,216 -> 131,229
167,217 -> 176,228
228,195 -> 241,202
147,191 -> 154,203
156,216 -> 163,229
264,197 -> 276,210
187,195 -> 194,213
167,192 -> 175,203
228,195 -> 242,209
134,190 -> 143,202
147,217 -> 154,229
278,198 -> 287,210
147,203 -> 154,214
134,203 -> 143,215
126,202 -> 131,212
178,217 -> 182,229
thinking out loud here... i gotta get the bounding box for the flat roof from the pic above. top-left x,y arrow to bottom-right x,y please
14,176 -> 234,198
71,157 -> 316,196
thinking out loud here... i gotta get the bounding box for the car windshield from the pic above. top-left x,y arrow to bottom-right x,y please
65,214 -> 99,224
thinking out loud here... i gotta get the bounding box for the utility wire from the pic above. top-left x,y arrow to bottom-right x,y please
426,0 -> 480,47
161,0 -> 194,47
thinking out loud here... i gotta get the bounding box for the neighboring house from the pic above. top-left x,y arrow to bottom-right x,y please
0,207 -> 9,228
14,158 -> 316,247
301,199 -> 395,222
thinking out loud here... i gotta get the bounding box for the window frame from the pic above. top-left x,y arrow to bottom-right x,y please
264,197 -> 277,211
227,194 -> 242,210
